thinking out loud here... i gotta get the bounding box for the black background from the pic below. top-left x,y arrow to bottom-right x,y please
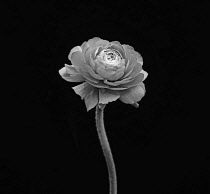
2,0 -> 209,193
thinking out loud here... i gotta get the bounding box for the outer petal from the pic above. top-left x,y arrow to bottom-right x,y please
126,61 -> 142,78
87,37 -> 103,48
84,87 -> 99,111
99,89 -> 120,104
69,50 -> 100,83
122,45 -> 134,67
69,49 -> 86,69
86,80 -> 110,89
84,46 -> 96,64
87,80 -> 128,90
140,69 -> 148,81
120,73 -> 145,88
104,76 -> 133,86
64,64 -> 79,74
68,46 -> 82,60
59,67 -> 85,82
124,54 -> 138,76
81,41 -> 90,59
95,39 -> 110,48
72,82 -> 95,100
119,83 -> 145,104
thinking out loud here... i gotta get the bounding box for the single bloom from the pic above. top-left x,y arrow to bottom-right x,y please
59,37 -> 148,111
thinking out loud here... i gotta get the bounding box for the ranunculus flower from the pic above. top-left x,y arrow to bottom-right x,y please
59,37 -> 148,111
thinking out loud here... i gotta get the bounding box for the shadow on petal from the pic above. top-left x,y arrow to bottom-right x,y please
99,89 -> 120,104
84,87 -> 99,111
119,83 -> 145,104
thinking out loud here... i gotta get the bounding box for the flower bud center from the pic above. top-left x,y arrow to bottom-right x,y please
98,49 -> 124,67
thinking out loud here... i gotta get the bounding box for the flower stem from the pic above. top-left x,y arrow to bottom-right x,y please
95,104 -> 117,194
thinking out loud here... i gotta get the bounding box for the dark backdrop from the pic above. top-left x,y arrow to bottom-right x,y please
2,0 -> 208,193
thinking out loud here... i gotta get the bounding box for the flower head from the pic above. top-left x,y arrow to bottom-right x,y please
59,37 -> 148,111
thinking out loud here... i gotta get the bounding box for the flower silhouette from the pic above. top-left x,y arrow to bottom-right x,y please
59,37 -> 148,111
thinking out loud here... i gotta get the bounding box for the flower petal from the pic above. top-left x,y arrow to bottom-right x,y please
108,41 -> 125,59
85,63 -> 104,80
87,80 -> 127,90
68,49 -> 100,83
119,83 -> 145,104
126,61 -> 142,78
69,49 -> 86,69
104,76 -> 133,86
84,46 -> 95,64
72,82 -> 94,99
124,54 -> 138,75
120,73 -> 145,88
87,37 -> 103,48
81,41 -> 90,59
84,87 -> 99,111
59,67 -> 85,82
96,66 -> 115,79
95,39 -> 110,48
107,69 -> 124,81
122,45 -> 134,66
140,69 -> 148,81
65,64 -> 79,74
99,89 -> 120,104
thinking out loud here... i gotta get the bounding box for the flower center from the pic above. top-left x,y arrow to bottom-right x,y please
98,49 -> 124,67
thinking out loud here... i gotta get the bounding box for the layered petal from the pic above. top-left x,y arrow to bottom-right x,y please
104,76 -> 133,86
122,45 -> 134,67
120,72 -> 145,88
119,83 -> 145,104
87,37 -> 103,48
96,66 -> 116,79
81,41 -> 90,60
95,39 -> 109,48
72,82 -> 95,100
99,89 -> 120,104
125,61 -> 142,78
107,41 -> 125,59
124,53 -> 139,76
59,37 -> 148,109
140,70 -> 148,81
59,66 -> 85,82
69,49 -> 100,83
69,48 -> 86,69
84,87 -> 99,111
87,80 -> 128,90
106,69 -> 124,81
85,63 -> 104,80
